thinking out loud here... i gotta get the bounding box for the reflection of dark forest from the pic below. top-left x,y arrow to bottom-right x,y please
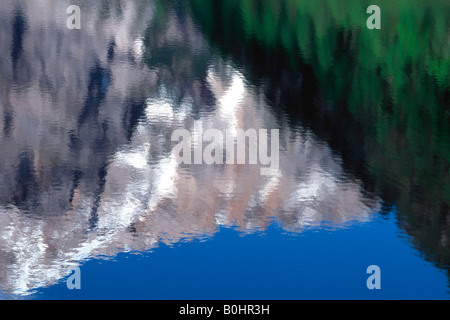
186,0 -> 450,270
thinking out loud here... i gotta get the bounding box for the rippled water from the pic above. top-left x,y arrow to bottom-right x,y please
0,0 -> 448,298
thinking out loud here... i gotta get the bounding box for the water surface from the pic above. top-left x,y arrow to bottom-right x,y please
0,0 -> 448,299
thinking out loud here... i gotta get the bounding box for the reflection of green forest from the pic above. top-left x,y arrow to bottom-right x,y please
186,0 -> 450,268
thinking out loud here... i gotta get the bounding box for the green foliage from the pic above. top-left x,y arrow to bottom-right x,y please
187,0 -> 450,267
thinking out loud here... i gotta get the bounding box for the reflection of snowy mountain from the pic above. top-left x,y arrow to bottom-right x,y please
0,1 -> 380,295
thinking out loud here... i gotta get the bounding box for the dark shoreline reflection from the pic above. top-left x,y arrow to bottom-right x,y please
0,0 -> 446,296
187,0 -> 450,274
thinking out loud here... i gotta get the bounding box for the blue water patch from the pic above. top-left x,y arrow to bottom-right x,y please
30,212 -> 449,300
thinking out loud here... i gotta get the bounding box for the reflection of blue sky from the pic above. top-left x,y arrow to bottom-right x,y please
31,211 -> 449,300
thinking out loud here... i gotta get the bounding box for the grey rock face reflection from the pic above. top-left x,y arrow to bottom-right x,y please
0,1 -> 379,295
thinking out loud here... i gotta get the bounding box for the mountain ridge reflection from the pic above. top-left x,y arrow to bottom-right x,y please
0,0 -> 379,295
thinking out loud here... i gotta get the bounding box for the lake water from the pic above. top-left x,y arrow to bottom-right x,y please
0,0 -> 448,299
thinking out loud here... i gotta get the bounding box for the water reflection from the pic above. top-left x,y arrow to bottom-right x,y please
190,0 -> 450,277
0,0 -> 407,296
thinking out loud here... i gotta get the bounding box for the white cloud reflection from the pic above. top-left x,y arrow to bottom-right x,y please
0,0 -> 381,296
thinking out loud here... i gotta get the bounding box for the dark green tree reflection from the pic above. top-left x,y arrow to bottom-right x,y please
187,0 -> 450,270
